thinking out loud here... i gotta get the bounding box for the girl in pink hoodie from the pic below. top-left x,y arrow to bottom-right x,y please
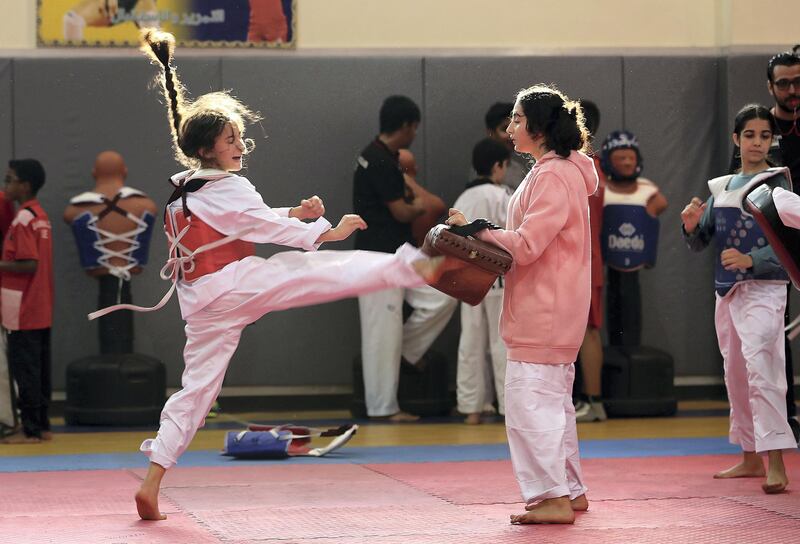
449,85 -> 598,525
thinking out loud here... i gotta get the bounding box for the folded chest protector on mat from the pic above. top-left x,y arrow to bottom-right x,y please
422,221 -> 512,306
222,424 -> 358,459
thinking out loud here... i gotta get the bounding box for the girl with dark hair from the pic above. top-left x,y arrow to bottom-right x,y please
682,103 -> 795,495
448,84 -> 598,524
127,30 -> 443,520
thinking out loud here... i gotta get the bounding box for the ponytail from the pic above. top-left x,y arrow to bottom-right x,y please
516,85 -> 589,158
140,29 -> 188,165
141,29 -> 261,169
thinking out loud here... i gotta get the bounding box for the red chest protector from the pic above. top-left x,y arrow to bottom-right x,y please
164,177 -> 255,282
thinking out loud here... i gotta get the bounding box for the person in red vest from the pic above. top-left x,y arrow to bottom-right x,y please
0,159 -> 53,445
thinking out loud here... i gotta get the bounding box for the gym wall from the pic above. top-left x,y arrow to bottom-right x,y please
0,50 -> 786,390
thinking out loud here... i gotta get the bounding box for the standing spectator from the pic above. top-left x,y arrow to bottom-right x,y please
574,100 -> 608,422
484,102 -> 531,189
0,159 -> 53,445
354,96 -> 457,422
454,138 -> 512,424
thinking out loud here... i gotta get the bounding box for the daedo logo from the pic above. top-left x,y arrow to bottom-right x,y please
608,222 -> 644,251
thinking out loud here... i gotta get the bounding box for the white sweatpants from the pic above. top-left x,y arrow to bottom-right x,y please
358,285 -> 457,416
505,361 -> 587,503
457,292 -> 506,415
715,281 -> 797,453
141,245 -> 427,469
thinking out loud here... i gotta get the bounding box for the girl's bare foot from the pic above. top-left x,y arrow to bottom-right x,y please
714,452 -> 765,479
135,485 -> 166,520
511,497 -> 575,524
464,413 -> 481,425
570,494 -> 589,511
763,450 -> 789,494
135,462 -> 167,520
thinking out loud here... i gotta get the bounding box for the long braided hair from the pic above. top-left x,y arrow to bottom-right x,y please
140,29 -> 260,169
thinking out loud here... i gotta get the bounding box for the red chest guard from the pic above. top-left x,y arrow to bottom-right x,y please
165,207 -> 255,282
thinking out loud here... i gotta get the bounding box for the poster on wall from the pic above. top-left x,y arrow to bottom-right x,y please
38,0 -> 296,48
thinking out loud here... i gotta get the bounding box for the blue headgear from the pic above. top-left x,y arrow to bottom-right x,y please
600,130 -> 643,181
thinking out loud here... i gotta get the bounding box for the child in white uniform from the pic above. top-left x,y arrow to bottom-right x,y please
131,30 -> 442,520
454,138 -> 512,424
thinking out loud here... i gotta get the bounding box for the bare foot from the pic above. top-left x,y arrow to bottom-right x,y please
371,411 -> 420,423
570,494 -> 589,511
135,485 -> 166,520
464,413 -> 481,425
714,453 -> 765,479
526,494 -> 588,512
0,432 -> 41,444
411,256 -> 446,283
41,431 -> 53,441
763,450 -> 789,494
136,462 -> 167,521
511,497 -> 575,524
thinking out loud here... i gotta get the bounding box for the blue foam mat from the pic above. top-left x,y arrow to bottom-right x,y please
0,436 -> 742,473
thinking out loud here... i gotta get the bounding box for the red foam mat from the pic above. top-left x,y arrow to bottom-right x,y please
1,453 -> 798,543
367,453 -> 800,503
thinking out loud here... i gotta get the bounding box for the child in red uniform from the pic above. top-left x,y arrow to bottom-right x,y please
0,159 -> 53,445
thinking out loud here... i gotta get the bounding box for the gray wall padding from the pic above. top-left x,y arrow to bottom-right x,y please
3,52 -> 784,390
622,56 -> 725,376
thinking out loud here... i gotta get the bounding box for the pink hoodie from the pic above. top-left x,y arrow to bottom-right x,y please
479,150 -> 599,364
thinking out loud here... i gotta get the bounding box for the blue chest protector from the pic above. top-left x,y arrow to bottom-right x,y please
710,169 -> 789,296
69,188 -> 155,279
602,181 -> 660,271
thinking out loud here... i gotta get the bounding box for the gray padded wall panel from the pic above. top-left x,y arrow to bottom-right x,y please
13,57 -> 222,388
622,57 -> 723,377
424,56 -> 624,208
0,60 -> 11,163
7,52 -> 776,392
726,55 -> 774,135
217,57 -> 425,386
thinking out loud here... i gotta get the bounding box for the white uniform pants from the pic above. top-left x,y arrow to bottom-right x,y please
457,293 -> 506,415
715,281 -> 797,453
505,361 -> 587,503
141,245 -> 427,469
358,285 -> 457,417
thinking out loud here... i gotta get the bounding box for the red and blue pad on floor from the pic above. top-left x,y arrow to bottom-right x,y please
222,424 -> 358,459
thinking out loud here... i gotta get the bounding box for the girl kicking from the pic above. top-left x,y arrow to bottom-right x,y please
127,30 -> 442,520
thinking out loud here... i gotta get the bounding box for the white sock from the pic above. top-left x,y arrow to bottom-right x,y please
63,11 -> 86,41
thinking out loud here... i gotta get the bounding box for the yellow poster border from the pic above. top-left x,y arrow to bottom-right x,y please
36,0 -> 297,49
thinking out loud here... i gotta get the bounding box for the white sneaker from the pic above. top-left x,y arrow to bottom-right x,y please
576,400 -> 607,423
